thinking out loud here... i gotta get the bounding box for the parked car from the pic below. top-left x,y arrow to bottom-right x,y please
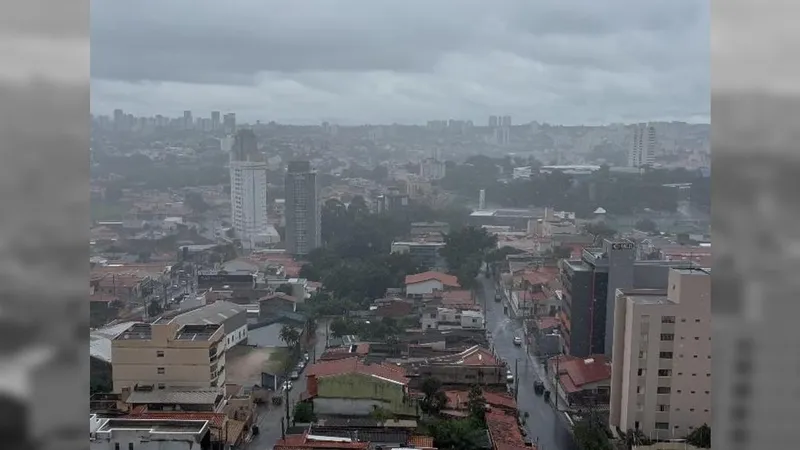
494,293 -> 502,302
534,381 -> 545,395
506,370 -> 514,383
289,371 -> 299,380
513,336 -> 522,346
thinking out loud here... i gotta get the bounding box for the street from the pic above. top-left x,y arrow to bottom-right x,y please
479,275 -> 578,450
246,319 -> 330,449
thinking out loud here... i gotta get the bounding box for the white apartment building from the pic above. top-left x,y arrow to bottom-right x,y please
229,129 -> 270,248
609,267 -> 711,440
419,158 -> 446,180
628,123 -> 657,168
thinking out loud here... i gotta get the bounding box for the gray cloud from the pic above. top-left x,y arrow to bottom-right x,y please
90,0 -> 709,124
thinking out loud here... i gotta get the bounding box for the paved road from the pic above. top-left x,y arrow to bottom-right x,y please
247,320 -> 330,449
479,275 -> 578,450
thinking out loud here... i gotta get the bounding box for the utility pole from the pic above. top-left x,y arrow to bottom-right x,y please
553,354 -> 560,412
514,358 -> 520,402
285,381 -> 291,424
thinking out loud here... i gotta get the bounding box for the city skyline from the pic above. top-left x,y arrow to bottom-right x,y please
90,0 -> 709,126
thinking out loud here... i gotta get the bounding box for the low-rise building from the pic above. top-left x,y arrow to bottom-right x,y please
170,301 -> 247,349
548,354 -> 612,409
410,346 -> 506,387
421,307 -> 485,331
404,271 -> 460,297
89,415 -> 212,450
391,241 -> 447,270
111,322 -> 226,392
305,357 -> 416,417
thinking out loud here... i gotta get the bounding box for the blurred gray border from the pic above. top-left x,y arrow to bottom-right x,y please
712,1 -> 800,449
0,0 -> 89,447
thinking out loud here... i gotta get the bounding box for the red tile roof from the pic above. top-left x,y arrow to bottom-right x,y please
274,432 -> 369,449
408,435 -> 435,449
90,293 -> 119,303
405,271 -> 460,287
440,290 -> 474,306
521,267 -> 559,286
483,391 -> 517,410
536,316 -> 560,330
552,355 -> 611,394
373,300 -> 414,318
486,409 -> 530,450
429,346 -> 500,366
306,357 -> 409,385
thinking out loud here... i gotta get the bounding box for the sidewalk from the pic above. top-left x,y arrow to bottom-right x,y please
521,340 -> 571,414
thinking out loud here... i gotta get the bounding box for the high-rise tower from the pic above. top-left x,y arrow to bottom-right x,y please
284,161 -> 321,256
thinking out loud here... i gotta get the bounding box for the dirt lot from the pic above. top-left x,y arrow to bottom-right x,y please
225,346 -> 287,386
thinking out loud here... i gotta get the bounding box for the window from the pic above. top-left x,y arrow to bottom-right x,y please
129,443 -> 134,450
660,333 -> 674,341
690,408 -> 695,412
659,351 -> 673,359
158,383 -> 166,390
658,369 -> 672,377
657,387 -> 671,394
655,422 -> 670,430
157,367 -> 165,375
661,316 -> 675,324
657,404 -> 669,412
638,350 -> 647,358
637,368 -> 645,376
115,444 -> 120,450
156,350 -> 165,357
636,386 -> 642,394
634,421 -> 640,430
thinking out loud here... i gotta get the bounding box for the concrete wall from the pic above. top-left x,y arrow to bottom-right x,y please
315,373 -> 416,416
406,280 -> 443,296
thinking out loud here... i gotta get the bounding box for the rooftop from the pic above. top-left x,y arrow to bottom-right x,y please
551,355 -> 612,394
171,301 -> 246,326
93,417 -> 208,435
125,388 -> 223,405
307,357 -> 409,385
273,432 -> 369,449
486,409 -> 531,450
430,345 -> 499,366
114,323 -> 153,340
405,271 -> 460,287
176,324 -> 222,341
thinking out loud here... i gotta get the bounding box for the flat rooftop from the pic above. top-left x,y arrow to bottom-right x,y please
115,323 -> 153,340
176,324 -> 221,341
125,388 -> 223,405
95,418 -> 208,435
619,289 -> 673,305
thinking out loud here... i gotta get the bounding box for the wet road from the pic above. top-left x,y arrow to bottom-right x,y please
246,319 -> 329,449
479,275 -> 578,450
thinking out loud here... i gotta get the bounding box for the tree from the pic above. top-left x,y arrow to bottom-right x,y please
184,192 -> 210,213
293,402 -> 315,423
420,377 -> 448,415
429,418 -> 486,450
279,325 -> 301,352
634,218 -> 658,233
466,385 -> 487,424
370,406 -> 394,424
572,414 -> 613,450
147,299 -> 163,317
685,423 -> 711,448
440,227 -> 497,287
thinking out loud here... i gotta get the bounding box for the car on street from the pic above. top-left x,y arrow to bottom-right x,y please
506,369 -> 514,383
494,293 -> 502,302
513,336 -> 522,346
289,371 -> 299,380
281,381 -> 293,391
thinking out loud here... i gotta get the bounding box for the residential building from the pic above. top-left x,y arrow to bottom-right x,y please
258,292 -> 297,319
222,113 -> 236,133
559,239 -> 697,357
90,415 -> 212,450
421,307 -> 485,330
419,157 -> 446,180
629,123 -> 657,168
410,221 -> 449,239
549,354 -> 612,408
210,111 -> 220,130
374,187 -> 409,213
404,271 -> 460,297
304,357 -> 416,417
170,301 -> 247,349
609,267 -> 711,440
111,322 -> 226,392
229,129 -> 270,248
274,433 -> 368,450
285,161 -> 321,256
391,240 -> 446,270
408,346 -> 506,387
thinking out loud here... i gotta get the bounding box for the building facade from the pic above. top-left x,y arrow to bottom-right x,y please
90,415 -> 211,450
229,129 -> 269,248
559,239 -> 697,357
111,322 -> 226,392
609,268 -> 711,440
284,161 -> 321,256
628,123 -> 657,168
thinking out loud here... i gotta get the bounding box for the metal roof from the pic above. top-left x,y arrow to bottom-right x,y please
170,301 -> 246,326
125,388 -> 223,405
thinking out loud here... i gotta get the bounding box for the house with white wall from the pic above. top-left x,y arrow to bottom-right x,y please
405,271 -> 460,297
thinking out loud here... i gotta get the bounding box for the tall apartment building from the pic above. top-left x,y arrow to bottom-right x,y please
183,110 -> 193,130
609,267 -> 711,440
211,110 -> 220,131
229,129 -> 269,248
628,123 -> 657,168
110,322 -> 226,392
223,112 -> 236,133
559,239 -> 697,358
284,161 -> 321,256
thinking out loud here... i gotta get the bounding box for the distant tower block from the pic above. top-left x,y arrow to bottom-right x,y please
479,189 -> 486,210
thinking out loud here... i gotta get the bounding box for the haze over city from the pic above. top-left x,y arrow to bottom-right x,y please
90,0 -> 709,125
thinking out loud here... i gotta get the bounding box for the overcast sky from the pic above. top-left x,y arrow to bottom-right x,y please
91,0 -> 710,125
